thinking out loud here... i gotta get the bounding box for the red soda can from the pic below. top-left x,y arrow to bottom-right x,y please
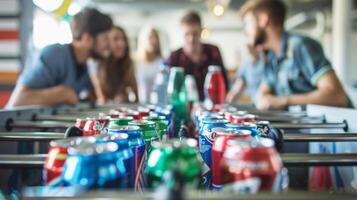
75,118 -> 87,129
211,127 -> 251,190
225,111 -> 248,123
231,114 -> 257,124
83,118 -> 103,136
222,138 -> 283,192
137,107 -> 150,120
43,137 -> 96,185
204,65 -> 226,105
126,110 -> 140,120
43,139 -> 69,184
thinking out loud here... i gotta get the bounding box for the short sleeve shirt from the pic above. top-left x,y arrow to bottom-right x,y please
18,44 -> 93,94
263,32 -> 353,108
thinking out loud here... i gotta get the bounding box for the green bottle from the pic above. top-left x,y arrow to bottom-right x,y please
146,138 -> 201,189
167,67 -> 188,135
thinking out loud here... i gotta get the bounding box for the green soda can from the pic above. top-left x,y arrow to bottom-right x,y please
146,138 -> 201,189
142,116 -> 168,140
128,120 -> 159,153
109,116 -> 134,127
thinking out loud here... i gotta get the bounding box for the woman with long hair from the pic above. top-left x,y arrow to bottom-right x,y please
135,26 -> 163,103
88,26 -> 138,104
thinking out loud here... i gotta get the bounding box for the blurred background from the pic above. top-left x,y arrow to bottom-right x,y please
0,0 -> 356,108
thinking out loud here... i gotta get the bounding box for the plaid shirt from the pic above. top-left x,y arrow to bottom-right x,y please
167,43 -> 229,101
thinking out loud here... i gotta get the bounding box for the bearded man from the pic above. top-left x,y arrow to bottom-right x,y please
240,0 -> 353,110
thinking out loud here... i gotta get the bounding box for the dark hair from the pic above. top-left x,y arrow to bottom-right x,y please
71,7 -> 113,40
98,26 -> 138,102
181,10 -> 202,26
240,0 -> 286,27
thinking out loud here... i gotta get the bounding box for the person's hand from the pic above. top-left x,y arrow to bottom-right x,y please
256,94 -> 288,110
58,85 -> 79,106
225,91 -> 235,103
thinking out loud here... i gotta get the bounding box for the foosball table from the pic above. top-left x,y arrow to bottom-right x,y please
0,103 -> 357,199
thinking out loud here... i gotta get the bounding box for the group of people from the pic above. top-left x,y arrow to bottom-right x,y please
5,0 -> 353,110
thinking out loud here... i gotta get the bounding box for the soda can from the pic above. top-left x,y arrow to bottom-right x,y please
143,116 -> 168,140
224,111 -> 248,123
195,112 -> 224,138
231,114 -> 257,124
152,108 -> 175,138
211,128 -> 251,190
146,139 -> 201,189
108,125 -> 146,191
137,107 -> 150,120
62,142 -> 127,189
226,123 -> 260,140
83,118 -> 106,136
109,116 -> 134,127
44,137 -> 97,185
256,121 -> 271,137
75,118 -> 87,129
129,120 -> 160,153
221,138 -> 283,193
198,119 -> 228,189
96,133 -> 135,188
126,110 -> 140,120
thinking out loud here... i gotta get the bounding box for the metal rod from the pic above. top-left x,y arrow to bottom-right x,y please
282,153 -> 357,166
271,120 -> 348,131
2,153 -> 357,168
35,115 -> 78,122
247,110 -> 307,117
0,154 -> 47,168
284,133 -> 357,142
259,115 -> 325,122
0,132 -> 64,141
8,121 -> 70,130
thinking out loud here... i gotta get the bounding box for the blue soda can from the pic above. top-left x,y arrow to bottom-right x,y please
108,125 -> 146,191
226,122 -> 260,140
96,133 -> 135,189
62,142 -> 126,189
195,113 -> 224,138
198,119 -> 228,189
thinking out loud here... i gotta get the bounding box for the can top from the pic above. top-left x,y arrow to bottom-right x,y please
109,116 -> 134,121
201,119 -> 228,124
68,142 -> 118,155
212,127 -> 252,137
227,137 -> 275,149
108,125 -> 141,132
151,138 -> 197,149
50,136 -> 96,148
227,122 -> 257,129
97,133 -> 128,141
129,120 -> 155,126
143,116 -> 166,121
257,121 -> 270,126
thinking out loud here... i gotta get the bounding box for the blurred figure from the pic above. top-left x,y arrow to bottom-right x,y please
88,26 -> 138,104
226,45 -> 264,104
167,11 -> 229,101
135,26 -> 163,103
240,0 -> 352,110
6,8 -> 112,108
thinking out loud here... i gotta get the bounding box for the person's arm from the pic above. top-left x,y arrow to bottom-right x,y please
6,84 -> 78,108
87,59 -> 107,104
284,71 -> 348,107
226,79 -> 246,103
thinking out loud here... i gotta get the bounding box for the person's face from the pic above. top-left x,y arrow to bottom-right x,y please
109,28 -> 127,59
146,31 -> 159,54
91,30 -> 111,59
182,23 -> 202,51
243,11 -> 266,47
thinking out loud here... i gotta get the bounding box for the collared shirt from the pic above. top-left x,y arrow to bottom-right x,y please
167,43 -> 229,101
19,44 -> 93,94
263,32 -> 353,107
